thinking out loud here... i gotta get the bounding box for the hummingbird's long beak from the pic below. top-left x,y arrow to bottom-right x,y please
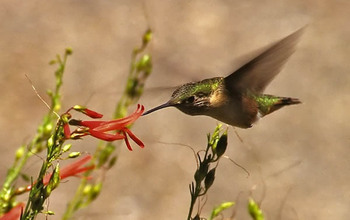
142,102 -> 172,116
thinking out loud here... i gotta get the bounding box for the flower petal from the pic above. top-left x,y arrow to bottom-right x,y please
122,130 -> 133,151
89,129 -> 125,142
83,108 -> 103,119
78,120 -> 105,129
0,203 -> 24,220
63,123 -> 71,139
124,128 -> 144,148
93,105 -> 144,132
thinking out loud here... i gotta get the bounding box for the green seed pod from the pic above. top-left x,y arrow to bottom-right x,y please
215,132 -> 227,158
204,168 -> 216,190
194,162 -> 209,183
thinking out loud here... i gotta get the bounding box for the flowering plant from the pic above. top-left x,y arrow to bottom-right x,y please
0,29 -> 152,220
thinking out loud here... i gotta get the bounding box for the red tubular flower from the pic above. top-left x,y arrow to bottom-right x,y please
68,104 -> 145,151
44,155 -> 94,183
0,203 -> 24,220
72,105 -> 103,119
24,155 -> 94,192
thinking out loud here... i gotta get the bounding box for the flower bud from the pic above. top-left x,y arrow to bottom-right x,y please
15,145 -> 25,161
107,156 -> 118,169
62,144 -> 72,153
44,210 -> 55,215
47,136 -> 54,148
45,164 -> 60,196
248,198 -> 264,220
83,184 -> 92,195
61,112 -> 72,124
68,152 -> 81,158
73,105 -> 103,118
65,48 -> 73,55
210,201 -> 235,219
91,183 -> 102,200
142,29 -> 152,45
43,123 -> 53,135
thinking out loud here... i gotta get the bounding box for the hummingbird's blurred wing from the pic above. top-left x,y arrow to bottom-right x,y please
225,27 -> 304,93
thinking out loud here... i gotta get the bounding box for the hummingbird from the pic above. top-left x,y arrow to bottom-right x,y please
143,28 -> 304,128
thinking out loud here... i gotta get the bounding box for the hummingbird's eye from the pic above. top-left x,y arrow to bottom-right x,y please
184,96 -> 195,104
196,92 -> 206,97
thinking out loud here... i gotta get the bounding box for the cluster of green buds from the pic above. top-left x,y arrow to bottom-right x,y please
188,124 -> 228,220
188,125 -> 265,220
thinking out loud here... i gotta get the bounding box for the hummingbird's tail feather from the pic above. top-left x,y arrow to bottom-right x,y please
262,96 -> 301,116
279,97 -> 301,105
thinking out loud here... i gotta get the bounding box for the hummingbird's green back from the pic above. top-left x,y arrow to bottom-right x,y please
170,78 -> 223,103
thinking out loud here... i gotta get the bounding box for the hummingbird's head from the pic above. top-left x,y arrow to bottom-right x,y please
143,78 -> 224,116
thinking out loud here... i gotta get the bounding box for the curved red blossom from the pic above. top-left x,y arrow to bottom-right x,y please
68,105 -> 145,151
80,104 -> 144,131
88,129 -> 125,142
80,108 -> 103,119
72,105 -> 104,119
46,155 -> 94,182
0,203 -> 24,220
23,155 -> 94,192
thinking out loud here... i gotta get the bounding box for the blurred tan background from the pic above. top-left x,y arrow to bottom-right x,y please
0,0 -> 349,219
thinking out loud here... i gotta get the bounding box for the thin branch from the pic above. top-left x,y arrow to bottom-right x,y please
25,74 -> 60,119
